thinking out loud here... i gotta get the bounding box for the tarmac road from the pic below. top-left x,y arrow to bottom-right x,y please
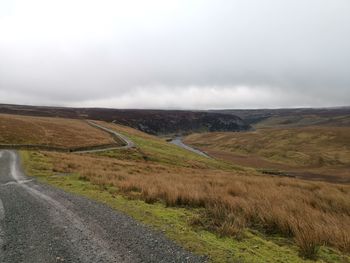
0,150 -> 204,263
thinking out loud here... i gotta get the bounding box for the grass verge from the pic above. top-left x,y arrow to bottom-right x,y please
20,150 -> 350,263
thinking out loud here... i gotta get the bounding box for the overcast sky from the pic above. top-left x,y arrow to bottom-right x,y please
0,0 -> 349,109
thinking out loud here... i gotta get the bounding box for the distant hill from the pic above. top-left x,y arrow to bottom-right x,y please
184,126 -> 350,184
0,104 -> 251,135
213,107 -> 350,128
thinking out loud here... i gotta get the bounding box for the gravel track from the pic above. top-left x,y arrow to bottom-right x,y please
87,121 -> 134,147
0,150 -> 205,263
170,137 -> 211,158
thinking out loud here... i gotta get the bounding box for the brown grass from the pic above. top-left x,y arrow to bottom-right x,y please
44,150 -> 350,256
0,113 -> 116,148
184,127 -> 350,183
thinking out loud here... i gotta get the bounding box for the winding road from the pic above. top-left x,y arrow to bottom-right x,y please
74,121 -> 135,153
0,150 -> 204,263
170,137 -> 210,158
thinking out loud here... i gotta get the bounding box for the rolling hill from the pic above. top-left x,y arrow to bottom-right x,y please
0,113 -> 121,149
0,108 -> 349,262
18,116 -> 350,262
213,107 -> 350,128
0,104 -> 251,135
184,126 -> 350,183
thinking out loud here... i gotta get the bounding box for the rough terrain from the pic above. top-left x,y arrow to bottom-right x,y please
0,150 -> 204,263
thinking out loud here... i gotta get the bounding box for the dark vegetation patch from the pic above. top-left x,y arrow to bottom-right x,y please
0,103 -> 251,135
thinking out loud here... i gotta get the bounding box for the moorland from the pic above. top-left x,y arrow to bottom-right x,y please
0,106 -> 349,262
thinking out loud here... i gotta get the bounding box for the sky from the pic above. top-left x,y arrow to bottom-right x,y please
0,0 -> 349,109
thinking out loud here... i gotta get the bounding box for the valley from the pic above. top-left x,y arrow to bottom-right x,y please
0,109 -> 349,262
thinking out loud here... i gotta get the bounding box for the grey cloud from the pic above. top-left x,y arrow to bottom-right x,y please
0,0 -> 349,108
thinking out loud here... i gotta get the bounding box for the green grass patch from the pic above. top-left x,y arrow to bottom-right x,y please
19,150 -> 349,263
100,128 -> 244,172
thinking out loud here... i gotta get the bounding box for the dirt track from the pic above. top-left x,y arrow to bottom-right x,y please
0,150 -> 204,263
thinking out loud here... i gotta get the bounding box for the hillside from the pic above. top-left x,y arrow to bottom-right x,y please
20,120 -> 350,262
0,113 -> 119,149
213,107 -> 350,128
0,104 -> 251,135
184,126 -> 350,183
0,112 -> 347,261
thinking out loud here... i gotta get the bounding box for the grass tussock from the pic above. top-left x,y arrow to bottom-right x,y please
45,150 -> 350,257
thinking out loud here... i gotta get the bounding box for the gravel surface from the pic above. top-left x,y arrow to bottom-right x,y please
170,137 -> 210,158
78,121 -> 135,153
0,150 -> 205,263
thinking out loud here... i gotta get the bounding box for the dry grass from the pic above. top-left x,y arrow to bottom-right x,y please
44,149 -> 350,257
14,118 -> 350,258
0,113 -> 116,148
184,127 -> 350,182
254,114 -> 350,129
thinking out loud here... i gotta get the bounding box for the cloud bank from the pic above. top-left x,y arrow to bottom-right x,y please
0,0 -> 349,109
